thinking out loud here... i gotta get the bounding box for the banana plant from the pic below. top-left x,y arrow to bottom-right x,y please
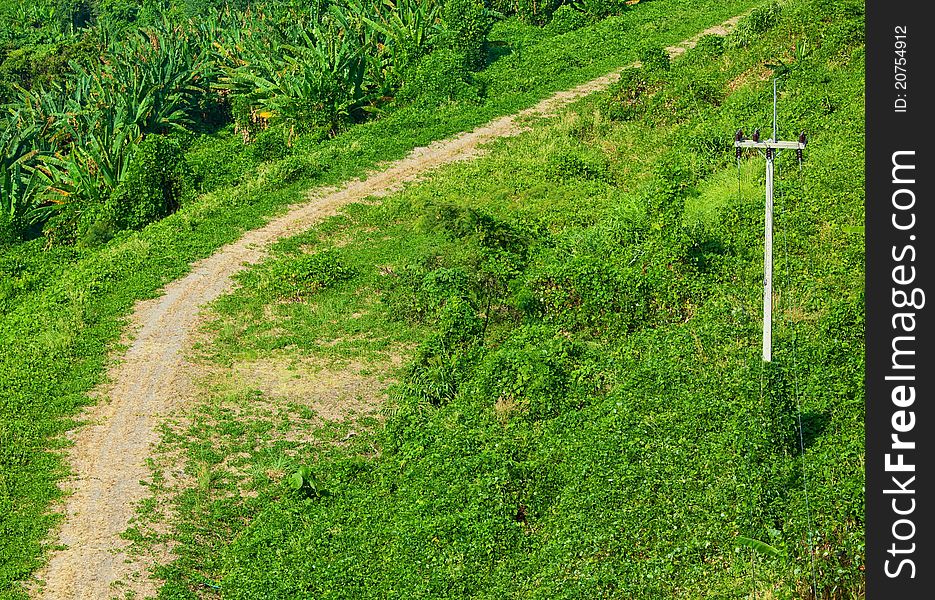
96,26 -> 209,134
1,115 -> 40,221
30,118 -> 140,218
360,0 -> 443,87
0,100 -> 55,222
217,2 -> 383,134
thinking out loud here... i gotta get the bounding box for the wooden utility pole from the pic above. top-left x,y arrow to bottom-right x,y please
733,79 -> 806,362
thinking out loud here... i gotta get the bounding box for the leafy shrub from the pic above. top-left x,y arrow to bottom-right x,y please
420,202 -> 529,258
727,1 -> 782,48
271,153 -> 327,184
249,124 -> 292,163
405,294 -> 484,405
442,0 -> 496,71
515,0 -> 564,25
381,263 -> 432,323
570,0 -> 629,19
103,135 -> 194,233
645,159 -> 694,225
486,0 -> 516,16
0,42 -> 84,102
382,264 -> 473,323
421,267 -> 473,310
744,1 -> 783,33
544,5 -> 593,35
817,1 -> 864,47
474,325 -> 584,421
654,76 -> 723,124
78,218 -> 119,249
709,196 -> 761,258
693,33 -> 725,57
0,213 -> 18,249
520,255 -> 642,332
637,44 -> 670,73
599,68 -> 660,121
288,466 -> 330,499
398,48 -> 478,106
186,134 -> 259,193
266,249 -> 356,301
683,117 -> 733,167
95,0 -> 141,27
546,150 -> 608,182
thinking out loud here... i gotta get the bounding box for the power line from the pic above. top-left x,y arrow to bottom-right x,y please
734,78 -> 817,597
733,78 -> 806,362
777,151 -> 820,599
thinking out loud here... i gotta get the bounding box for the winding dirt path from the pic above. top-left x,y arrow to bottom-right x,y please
31,15 -> 743,600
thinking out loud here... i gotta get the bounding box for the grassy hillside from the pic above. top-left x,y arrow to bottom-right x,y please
143,0 -> 865,598
0,1 -> 764,597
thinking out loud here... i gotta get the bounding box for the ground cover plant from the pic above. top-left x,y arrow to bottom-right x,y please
141,0 -> 866,597
0,1 -> 763,596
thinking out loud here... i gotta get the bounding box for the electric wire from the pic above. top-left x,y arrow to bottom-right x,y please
778,154 -> 820,597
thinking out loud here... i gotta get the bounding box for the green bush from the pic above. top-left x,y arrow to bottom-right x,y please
266,249 -> 356,301
546,149 -> 608,182
0,213 -> 19,249
381,263 -> 432,323
727,1 -> 782,48
654,76 -> 723,124
569,0 -> 629,19
486,0 -> 516,16
186,134 -> 258,194
693,33 -> 725,57
544,5 -> 593,35
104,135 -> 194,233
474,325 -> 583,421
405,294 -> 484,405
271,153 -> 327,184
382,264 -> 474,324
637,44 -> 670,73
249,125 -> 292,163
420,202 -> 530,258
442,0 -> 496,71
599,67 -> 660,121
95,0 -> 141,28
420,266 -> 473,313
521,255 -> 642,332
398,48 -> 479,106
514,0 -> 563,25
0,38 -> 96,102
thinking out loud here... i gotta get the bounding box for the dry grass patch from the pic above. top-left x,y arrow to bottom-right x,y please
726,64 -> 774,94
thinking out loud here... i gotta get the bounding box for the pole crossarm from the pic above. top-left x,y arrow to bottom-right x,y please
734,140 -> 805,150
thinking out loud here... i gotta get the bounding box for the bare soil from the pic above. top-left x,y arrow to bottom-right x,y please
30,14 -> 743,599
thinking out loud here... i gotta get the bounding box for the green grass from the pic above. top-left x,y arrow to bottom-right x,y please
0,2 -> 766,597
142,0 -> 865,598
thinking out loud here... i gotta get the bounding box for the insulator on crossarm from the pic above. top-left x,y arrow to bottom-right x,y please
735,129 -> 743,159
797,131 -> 806,164
752,128 -> 760,142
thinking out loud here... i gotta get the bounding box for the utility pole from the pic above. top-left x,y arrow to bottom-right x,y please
733,79 -> 806,362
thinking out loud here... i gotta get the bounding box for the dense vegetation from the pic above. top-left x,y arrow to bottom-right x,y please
1,0 -> 767,596
0,0 -> 646,246
131,0 -> 862,598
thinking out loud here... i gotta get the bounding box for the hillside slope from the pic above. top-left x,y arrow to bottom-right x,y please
1,2 -> 764,598
144,0 -> 865,598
